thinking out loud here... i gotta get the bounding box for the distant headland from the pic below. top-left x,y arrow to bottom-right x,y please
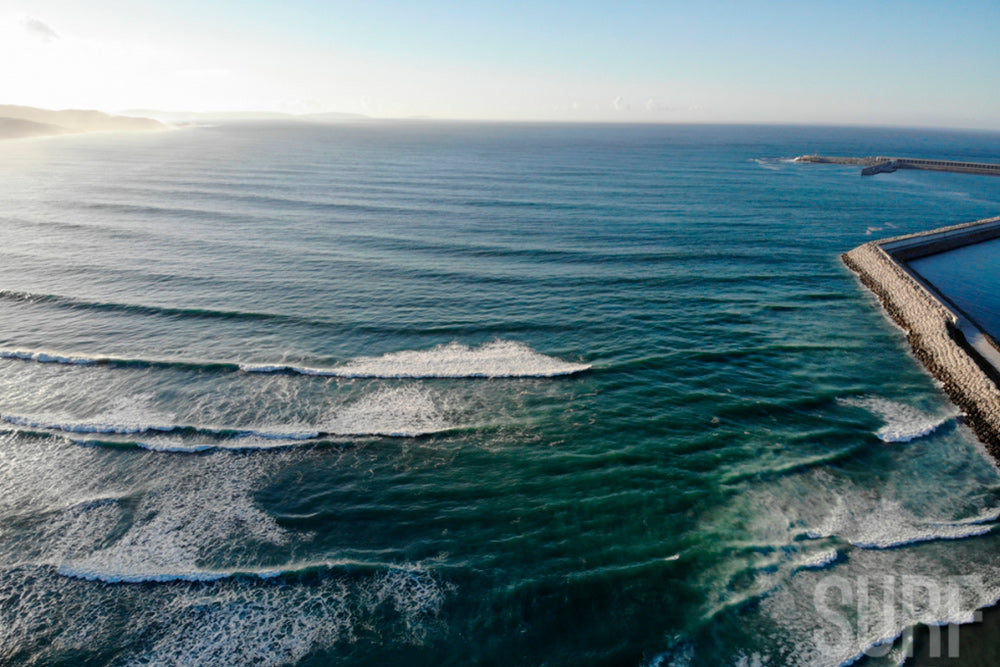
0,105 -> 377,141
118,109 -> 369,124
795,154 -> 1000,177
0,105 -> 166,140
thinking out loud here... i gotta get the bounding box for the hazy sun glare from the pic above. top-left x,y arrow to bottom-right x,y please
2,1 -> 999,128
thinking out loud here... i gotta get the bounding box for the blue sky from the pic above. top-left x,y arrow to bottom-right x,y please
2,0 -> 999,127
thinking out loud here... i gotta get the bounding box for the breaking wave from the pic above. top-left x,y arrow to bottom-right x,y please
792,548 -> 841,571
57,558 -> 440,584
0,348 -> 238,372
838,396 -> 958,442
0,562 -> 451,666
240,340 -> 591,378
0,349 -> 98,366
1,414 -> 320,441
1,340 -> 590,379
2,385 -> 461,445
807,496 -> 1000,549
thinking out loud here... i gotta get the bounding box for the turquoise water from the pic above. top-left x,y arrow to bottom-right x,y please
909,236 -> 1000,341
3,123 -> 1000,666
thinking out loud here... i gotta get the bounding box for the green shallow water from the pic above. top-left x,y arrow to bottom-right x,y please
2,123 -> 1000,666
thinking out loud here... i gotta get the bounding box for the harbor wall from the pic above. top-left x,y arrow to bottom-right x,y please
842,216 -> 1000,457
880,216 -> 1000,260
797,155 -> 1000,178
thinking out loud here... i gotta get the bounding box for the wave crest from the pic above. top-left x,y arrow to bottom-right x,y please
807,496 -> 999,549
0,349 -> 97,366
1,383 -> 464,451
839,396 -> 957,442
2,340 -> 590,379
242,340 -> 591,378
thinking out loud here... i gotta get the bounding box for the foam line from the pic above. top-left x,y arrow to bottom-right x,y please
793,549 -> 842,571
0,414 -> 452,443
55,558 -> 416,584
2,381 -> 464,447
68,436 -> 322,453
0,289 -> 305,324
0,348 -> 240,373
241,340 -> 591,378
838,396 -> 957,442
0,414 -> 319,440
0,561 -> 450,667
2,340 -> 590,379
808,497 -> 999,550
0,349 -> 97,366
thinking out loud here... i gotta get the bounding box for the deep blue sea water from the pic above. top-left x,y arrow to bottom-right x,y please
3,122 -> 1000,666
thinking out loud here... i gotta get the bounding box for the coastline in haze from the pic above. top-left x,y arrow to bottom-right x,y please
0,105 -> 166,140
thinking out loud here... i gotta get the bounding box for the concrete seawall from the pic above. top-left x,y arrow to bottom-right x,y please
842,216 -> 1000,457
797,155 -> 1000,177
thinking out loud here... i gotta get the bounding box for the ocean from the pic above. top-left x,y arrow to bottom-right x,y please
3,122 -> 1000,666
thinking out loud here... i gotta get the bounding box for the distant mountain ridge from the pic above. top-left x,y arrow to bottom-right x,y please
0,117 -> 71,139
0,105 -> 374,140
0,105 -> 166,140
120,109 -> 370,124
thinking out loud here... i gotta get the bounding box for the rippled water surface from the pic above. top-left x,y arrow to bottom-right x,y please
3,123 -> 1000,666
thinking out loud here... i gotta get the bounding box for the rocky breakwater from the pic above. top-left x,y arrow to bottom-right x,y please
843,220 -> 1000,458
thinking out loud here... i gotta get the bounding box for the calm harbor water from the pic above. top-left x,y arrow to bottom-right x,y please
2,122 -> 1000,666
909,236 -> 1000,342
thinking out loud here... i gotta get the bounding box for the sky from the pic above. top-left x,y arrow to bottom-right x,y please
1,0 -> 999,128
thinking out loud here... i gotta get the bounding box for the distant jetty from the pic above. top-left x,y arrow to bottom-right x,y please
796,154 -> 1000,177
843,216 -> 1000,457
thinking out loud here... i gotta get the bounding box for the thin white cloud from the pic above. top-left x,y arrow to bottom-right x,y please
23,16 -> 57,42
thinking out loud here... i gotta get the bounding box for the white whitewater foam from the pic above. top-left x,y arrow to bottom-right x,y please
0,561 -> 453,666
1,413 -> 170,436
59,455 -> 292,583
41,498 -> 125,562
758,559 -> 1000,667
361,566 -> 455,644
0,349 -> 97,365
732,653 -> 771,667
808,496 -> 998,549
651,575 -> 1000,667
794,549 -> 840,571
0,431 -> 129,519
123,580 -> 357,666
644,642 -> 694,667
3,385 -> 461,449
322,385 -> 456,437
839,396 -> 957,442
1,393 -> 177,437
1,387 -> 323,445
752,158 -> 784,171
241,340 -> 591,378
3,415 -> 322,443
2,340 -> 591,378
122,435 -> 314,453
